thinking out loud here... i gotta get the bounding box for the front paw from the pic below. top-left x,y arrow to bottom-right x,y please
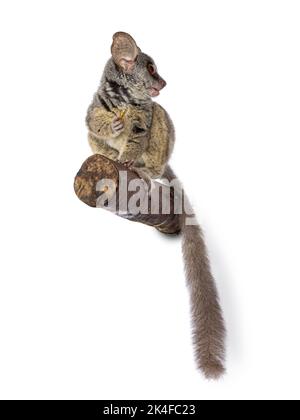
111,116 -> 124,137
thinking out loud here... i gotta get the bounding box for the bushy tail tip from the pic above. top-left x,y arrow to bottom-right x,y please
201,361 -> 226,380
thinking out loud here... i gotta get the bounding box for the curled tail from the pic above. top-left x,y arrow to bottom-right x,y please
163,165 -> 226,379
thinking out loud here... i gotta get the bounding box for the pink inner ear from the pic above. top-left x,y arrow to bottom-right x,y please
123,55 -> 134,61
111,32 -> 139,71
120,58 -> 136,73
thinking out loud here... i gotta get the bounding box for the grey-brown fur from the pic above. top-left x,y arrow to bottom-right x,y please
87,32 -> 226,379
164,165 -> 226,379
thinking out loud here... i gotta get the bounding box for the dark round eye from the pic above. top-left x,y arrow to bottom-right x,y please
148,64 -> 156,75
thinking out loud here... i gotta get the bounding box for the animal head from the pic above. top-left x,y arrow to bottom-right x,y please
103,32 -> 166,100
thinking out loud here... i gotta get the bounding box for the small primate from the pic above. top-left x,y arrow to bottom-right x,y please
86,32 -> 226,379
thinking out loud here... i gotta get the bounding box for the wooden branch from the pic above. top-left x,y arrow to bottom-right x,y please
74,154 -> 181,235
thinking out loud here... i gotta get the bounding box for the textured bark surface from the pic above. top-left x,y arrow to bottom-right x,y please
74,154 -> 181,235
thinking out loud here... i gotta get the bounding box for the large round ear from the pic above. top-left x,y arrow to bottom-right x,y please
111,32 -> 140,73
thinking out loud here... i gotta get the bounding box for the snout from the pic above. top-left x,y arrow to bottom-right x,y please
148,77 -> 167,97
158,78 -> 167,90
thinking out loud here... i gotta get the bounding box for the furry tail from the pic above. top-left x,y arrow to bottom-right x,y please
163,165 -> 226,379
182,220 -> 226,379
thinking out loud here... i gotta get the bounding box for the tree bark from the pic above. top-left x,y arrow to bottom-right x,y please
74,154 -> 181,235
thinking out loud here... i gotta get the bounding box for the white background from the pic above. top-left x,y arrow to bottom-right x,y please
0,0 -> 299,401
